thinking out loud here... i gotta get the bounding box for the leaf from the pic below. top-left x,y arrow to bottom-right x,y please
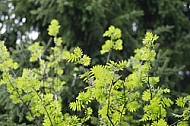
100,40 -> 113,54
126,101 -> 139,112
151,119 -> 168,126
47,19 -> 60,36
74,47 -> 83,58
161,97 -> 173,107
142,90 -> 151,101
176,97 -> 185,107
55,37 -> 63,46
177,121 -> 189,126
28,42 -> 43,62
80,54 -> 91,66
149,77 -> 159,86
114,39 -> 123,50
101,25 -> 123,54
70,102 -> 77,111
70,100 -> 82,111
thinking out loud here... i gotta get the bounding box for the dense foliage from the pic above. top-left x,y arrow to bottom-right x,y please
0,20 -> 190,125
0,0 -> 190,125
0,0 -> 189,91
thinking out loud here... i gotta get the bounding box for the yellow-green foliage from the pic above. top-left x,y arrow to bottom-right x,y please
0,19 -> 189,126
100,26 -> 123,54
47,19 -> 60,37
63,46 -> 91,66
70,29 -> 176,125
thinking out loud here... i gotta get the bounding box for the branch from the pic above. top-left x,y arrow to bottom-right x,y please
43,37 -> 53,53
107,82 -> 115,126
71,73 -> 77,87
119,81 -> 127,125
146,65 -> 153,125
7,73 -> 39,126
169,118 -> 185,126
106,50 -> 112,63
147,74 -> 153,100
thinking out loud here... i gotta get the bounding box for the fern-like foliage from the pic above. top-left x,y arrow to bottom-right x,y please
69,31 -> 178,125
0,20 -> 66,126
0,19 -> 189,126
47,19 -> 60,37
100,26 -> 123,54
63,46 -> 91,66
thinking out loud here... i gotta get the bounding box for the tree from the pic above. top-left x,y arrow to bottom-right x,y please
0,0 -> 190,125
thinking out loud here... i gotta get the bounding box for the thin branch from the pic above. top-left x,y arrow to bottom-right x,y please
147,74 -> 153,100
33,88 -> 54,126
107,82 -> 115,126
119,81 -> 127,125
7,73 -> 39,126
43,37 -> 53,53
41,63 -> 48,94
106,50 -> 112,63
147,70 -> 153,125
71,73 -> 77,87
169,118 -> 185,126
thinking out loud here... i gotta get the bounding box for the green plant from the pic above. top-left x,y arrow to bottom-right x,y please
0,19 -> 189,126
69,28 -> 173,125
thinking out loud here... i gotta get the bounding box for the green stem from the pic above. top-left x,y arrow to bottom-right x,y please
107,82 -> 115,126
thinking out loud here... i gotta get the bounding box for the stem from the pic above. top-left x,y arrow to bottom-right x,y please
147,71 -> 153,125
119,82 -> 127,125
106,50 -> 112,63
71,73 -> 77,87
169,118 -> 185,126
107,82 -> 115,126
147,74 -> 153,100
41,63 -> 48,94
33,88 -> 54,126
44,37 -> 53,53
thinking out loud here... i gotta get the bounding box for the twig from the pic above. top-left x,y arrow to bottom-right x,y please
43,37 -> 53,53
71,73 -> 77,87
169,118 -> 185,126
147,70 -> 153,125
119,81 -> 127,125
107,82 -> 115,126
33,88 -> 54,126
106,50 -> 112,63
147,74 -> 153,100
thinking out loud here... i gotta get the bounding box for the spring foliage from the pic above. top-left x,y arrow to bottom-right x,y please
0,19 -> 189,125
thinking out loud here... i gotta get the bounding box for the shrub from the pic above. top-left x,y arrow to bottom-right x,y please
0,19 -> 189,126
